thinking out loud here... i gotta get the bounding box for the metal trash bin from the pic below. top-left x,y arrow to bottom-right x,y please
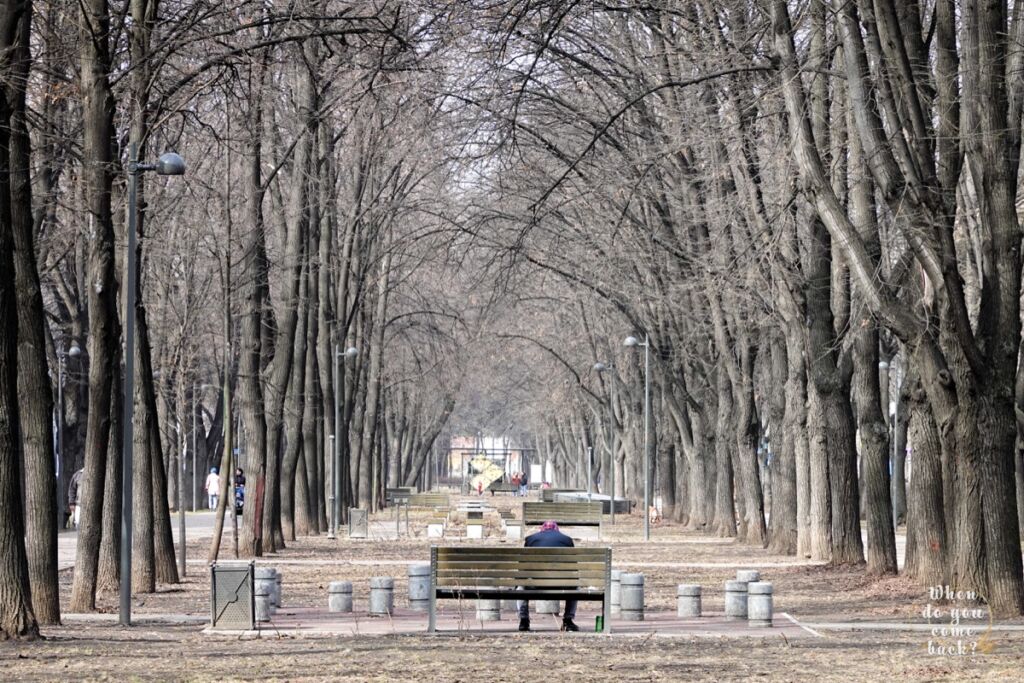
210,562 -> 255,630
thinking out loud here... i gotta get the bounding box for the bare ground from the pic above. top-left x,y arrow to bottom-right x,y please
3,495 -> 1022,681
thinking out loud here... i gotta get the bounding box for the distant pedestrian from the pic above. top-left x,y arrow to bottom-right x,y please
511,472 -> 521,494
68,468 -> 84,528
205,467 -> 221,510
519,471 -> 529,497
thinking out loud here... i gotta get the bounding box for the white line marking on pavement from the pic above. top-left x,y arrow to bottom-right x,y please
781,612 -> 826,638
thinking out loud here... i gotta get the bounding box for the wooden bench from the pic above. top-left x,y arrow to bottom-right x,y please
489,482 -> 518,494
523,502 -> 604,537
385,487 -> 413,506
428,546 -> 611,633
541,488 -> 583,503
408,493 -> 450,510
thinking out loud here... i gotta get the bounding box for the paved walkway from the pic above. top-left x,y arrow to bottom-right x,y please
59,511 -> 221,570
207,606 -> 810,639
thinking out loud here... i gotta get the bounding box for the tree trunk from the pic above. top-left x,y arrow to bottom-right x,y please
904,376 -> 947,585
0,0 -> 40,636
96,366 -> 121,593
6,0 -> 59,624
768,334 -> 797,555
712,369 -> 736,537
70,0 -> 119,613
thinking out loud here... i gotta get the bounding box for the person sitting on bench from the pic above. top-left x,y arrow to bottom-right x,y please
518,520 -> 579,632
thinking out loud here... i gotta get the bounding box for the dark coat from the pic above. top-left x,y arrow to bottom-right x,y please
524,528 -> 574,548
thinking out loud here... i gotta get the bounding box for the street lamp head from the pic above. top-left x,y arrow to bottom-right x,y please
344,346 -> 359,359
68,342 -> 82,358
593,362 -> 607,373
155,152 -> 186,176
623,336 -> 639,348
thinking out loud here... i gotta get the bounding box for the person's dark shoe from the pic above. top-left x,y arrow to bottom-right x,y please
518,618 -> 530,631
561,618 -> 579,632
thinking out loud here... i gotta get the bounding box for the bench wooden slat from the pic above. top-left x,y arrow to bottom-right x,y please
437,572 -> 607,582
409,493 -> 450,508
522,501 -> 603,527
429,545 -> 611,634
436,560 -> 607,570
436,581 -> 602,589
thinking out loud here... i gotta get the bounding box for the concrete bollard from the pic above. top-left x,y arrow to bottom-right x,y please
407,564 -> 431,611
724,580 -> 748,620
535,600 -> 560,614
610,569 -> 622,615
747,582 -> 773,627
255,590 -> 272,623
328,581 -> 353,613
274,570 -> 282,608
501,599 -> 518,613
466,522 -> 484,539
369,577 -> 395,615
677,584 -> 702,618
476,599 -> 501,621
736,569 -> 761,584
427,522 -> 444,538
620,573 -> 645,621
255,567 -> 276,614
506,523 -> 522,540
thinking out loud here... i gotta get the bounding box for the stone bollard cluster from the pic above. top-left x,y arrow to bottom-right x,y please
610,569 -> 622,615
369,577 -> 395,615
736,569 -> 761,584
328,581 -> 353,613
620,573 -> 645,621
677,584 -> 701,618
407,564 -> 431,612
747,582 -> 773,627
724,580 -> 748,620
476,599 -> 501,621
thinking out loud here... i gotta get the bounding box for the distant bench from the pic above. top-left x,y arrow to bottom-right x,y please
541,488 -> 583,503
523,501 -> 603,537
489,482 -> 518,494
428,546 -> 611,633
385,487 -> 413,506
409,493 -> 451,517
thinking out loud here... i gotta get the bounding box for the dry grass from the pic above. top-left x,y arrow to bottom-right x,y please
4,496 -> 1022,681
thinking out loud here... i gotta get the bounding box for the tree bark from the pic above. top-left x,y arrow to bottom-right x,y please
70,0 -> 119,612
6,0 -> 59,624
0,0 -> 40,637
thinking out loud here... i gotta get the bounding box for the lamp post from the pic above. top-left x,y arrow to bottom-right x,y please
121,145 -> 185,627
56,340 -> 82,530
593,362 -> 616,525
624,334 -> 651,542
330,344 -> 358,539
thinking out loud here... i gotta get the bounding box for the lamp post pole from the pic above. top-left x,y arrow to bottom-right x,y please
120,144 -> 141,627
331,345 -> 357,537
56,349 -> 64,530
192,382 -> 197,512
330,342 -> 339,539
624,334 -> 651,541
120,144 -> 185,627
178,412 -> 186,578
593,362 -> 617,524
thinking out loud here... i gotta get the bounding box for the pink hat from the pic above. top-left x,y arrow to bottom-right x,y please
541,520 -> 559,531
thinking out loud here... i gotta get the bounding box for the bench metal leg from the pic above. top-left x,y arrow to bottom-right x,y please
428,546 -> 437,633
603,549 -> 611,634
